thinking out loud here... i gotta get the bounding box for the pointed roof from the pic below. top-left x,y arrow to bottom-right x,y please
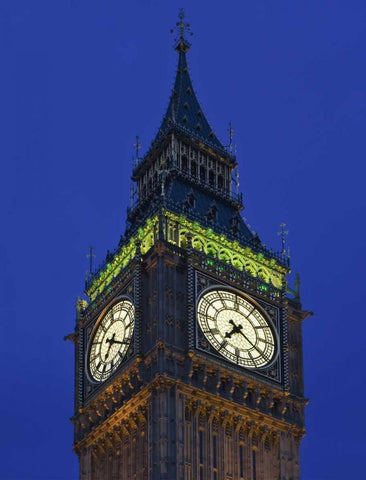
154,12 -> 230,157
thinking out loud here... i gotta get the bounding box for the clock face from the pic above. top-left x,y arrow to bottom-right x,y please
87,298 -> 135,383
197,289 -> 277,369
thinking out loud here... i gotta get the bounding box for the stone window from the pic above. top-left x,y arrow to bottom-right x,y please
218,175 -> 223,191
200,166 -> 206,183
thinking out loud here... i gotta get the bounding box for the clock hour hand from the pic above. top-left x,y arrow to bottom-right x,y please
225,319 -> 243,339
105,332 -> 116,343
104,332 -> 116,359
110,339 -> 128,345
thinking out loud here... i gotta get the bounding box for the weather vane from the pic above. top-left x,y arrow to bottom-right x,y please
171,9 -> 193,49
133,135 -> 141,167
278,222 -> 289,256
86,246 -> 96,275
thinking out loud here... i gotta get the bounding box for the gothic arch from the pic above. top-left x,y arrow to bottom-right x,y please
258,267 -> 271,283
218,248 -> 232,263
179,229 -> 189,248
192,235 -> 205,252
244,260 -> 257,276
232,255 -> 244,271
205,241 -> 218,257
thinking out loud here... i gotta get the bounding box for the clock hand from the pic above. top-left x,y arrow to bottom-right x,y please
236,329 -> 267,359
105,332 -> 117,344
104,346 -> 112,360
224,321 -> 268,360
110,339 -> 129,345
225,319 -> 243,339
104,332 -> 116,359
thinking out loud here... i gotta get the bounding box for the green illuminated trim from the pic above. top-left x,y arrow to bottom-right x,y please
86,216 -> 158,300
163,210 -> 287,288
86,210 -> 287,301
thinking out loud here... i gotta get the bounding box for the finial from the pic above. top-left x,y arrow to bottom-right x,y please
235,168 -> 239,196
86,246 -> 96,275
295,272 -> 301,301
278,222 -> 289,256
157,158 -> 169,197
133,135 -> 141,167
227,122 -> 234,151
171,9 -> 193,53
227,122 -> 237,157
130,183 -> 135,208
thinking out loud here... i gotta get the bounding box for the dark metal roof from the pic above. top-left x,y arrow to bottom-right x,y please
154,46 -> 226,154
166,179 -> 253,241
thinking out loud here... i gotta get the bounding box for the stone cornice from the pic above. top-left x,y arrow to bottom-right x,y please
74,374 -> 305,454
74,345 -> 306,451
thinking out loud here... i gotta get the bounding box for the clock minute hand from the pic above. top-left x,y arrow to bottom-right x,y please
237,329 -> 264,357
237,328 -> 255,346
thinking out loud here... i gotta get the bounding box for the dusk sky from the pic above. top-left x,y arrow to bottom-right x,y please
1,1 -> 366,479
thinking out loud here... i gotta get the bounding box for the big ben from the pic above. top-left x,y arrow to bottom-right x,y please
69,11 -> 311,480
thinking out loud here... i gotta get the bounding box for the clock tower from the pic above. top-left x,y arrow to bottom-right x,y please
69,11 -> 310,480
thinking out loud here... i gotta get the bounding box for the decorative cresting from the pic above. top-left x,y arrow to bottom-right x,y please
86,216 -> 159,300
86,209 -> 288,301
164,210 -> 287,288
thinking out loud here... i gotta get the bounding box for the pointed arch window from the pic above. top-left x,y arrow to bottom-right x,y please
182,155 -> 188,173
200,165 -> 206,183
218,175 -> 224,191
209,170 -> 215,188
206,205 -> 218,223
252,450 -> 257,480
239,443 -> 245,479
199,429 -> 204,480
191,161 -> 197,178
212,433 -> 218,480
187,192 -> 196,208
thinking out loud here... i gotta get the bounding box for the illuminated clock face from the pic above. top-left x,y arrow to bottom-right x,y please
197,289 -> 277,369
87,299 -> 135,382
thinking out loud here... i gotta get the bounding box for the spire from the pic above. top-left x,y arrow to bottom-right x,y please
155,10 -> 228,155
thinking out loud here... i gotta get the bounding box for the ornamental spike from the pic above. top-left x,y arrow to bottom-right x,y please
278,222 -> 289,256
86,245 -> 96,275
133,135 -> 141,167
171,9 -> 193,53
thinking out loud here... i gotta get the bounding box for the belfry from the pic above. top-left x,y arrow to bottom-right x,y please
70,11 -> 310,480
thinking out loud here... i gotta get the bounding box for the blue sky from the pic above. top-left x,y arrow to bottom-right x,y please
1,1 -> 365,478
